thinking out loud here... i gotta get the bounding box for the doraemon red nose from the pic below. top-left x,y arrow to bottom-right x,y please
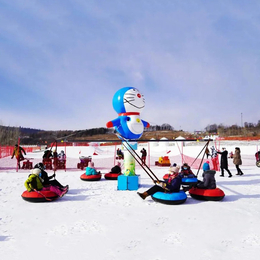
137,93 -> 141,98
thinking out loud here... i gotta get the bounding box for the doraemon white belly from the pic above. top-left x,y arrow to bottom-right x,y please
126,115 -> 144,135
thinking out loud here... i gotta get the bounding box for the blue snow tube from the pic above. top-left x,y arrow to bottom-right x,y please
181,177 -> 198,185
151,191 -> 187,205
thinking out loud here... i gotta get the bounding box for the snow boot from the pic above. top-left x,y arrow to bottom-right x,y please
137,192 -> 148,200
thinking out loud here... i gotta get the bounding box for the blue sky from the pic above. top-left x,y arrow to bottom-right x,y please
0,0 -> 260,132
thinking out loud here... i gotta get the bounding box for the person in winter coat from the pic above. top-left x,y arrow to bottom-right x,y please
163,164 -> 178,180
85,161 -> 100,176
211,146 -> 218,158
137,166 -> 181,200
58,150 -> 66,161
233,147 -> 244,175
140,148 -> 147,165
110,162 -> 122,174
256,151 -> 260,160
196,162 -> 216,189
116,148 -> 124,159
205,147 -> 211,159
43,149 -> 53,159
24,168 -> 66,197
11,144 -> 26,168
179,163 -> 196,178
34,163 -> 68,191
217,148 -> 232,178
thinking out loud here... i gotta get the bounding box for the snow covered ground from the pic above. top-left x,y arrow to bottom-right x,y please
0,141 -> 260,260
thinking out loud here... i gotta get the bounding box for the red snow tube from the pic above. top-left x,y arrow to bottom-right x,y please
21,190 -> 59,203
80,173 -> 101,181
104,173 -> 122,180
189,187 -> 225,201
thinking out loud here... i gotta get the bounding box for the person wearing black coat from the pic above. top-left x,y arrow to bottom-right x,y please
140,148 -> 147,165
217,148 -> 232,177
34,163 -> 68,191
110,162 -> 122,174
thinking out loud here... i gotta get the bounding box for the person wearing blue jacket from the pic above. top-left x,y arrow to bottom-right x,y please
85,161 -> 100,175
137,166 -> 181,200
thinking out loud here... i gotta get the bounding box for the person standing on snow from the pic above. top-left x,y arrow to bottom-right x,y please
233,147 -> 244,176
217,147 -> 232,178
140,148 -> 147,165
205,147 -> 211,159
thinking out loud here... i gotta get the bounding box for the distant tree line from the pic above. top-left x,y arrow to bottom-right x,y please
0,125 -> 20,145
0,122 -> 176,145
2,119 -> 259,146
205,120 -> 260,136
147,123 -> 174,131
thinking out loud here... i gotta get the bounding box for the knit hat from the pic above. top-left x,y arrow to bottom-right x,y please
202,162 -> 210,171
169,165 -> 180,174
31,168 -> 41,175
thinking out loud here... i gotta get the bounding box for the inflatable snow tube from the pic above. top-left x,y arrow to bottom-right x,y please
189,187 -> 225,201
21,190 -> 59,203
151,191 -> 187,205
80,173 -> 101,181
181,177 -> 198,185
104,173 -> 122,180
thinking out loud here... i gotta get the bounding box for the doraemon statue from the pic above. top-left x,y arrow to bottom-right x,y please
106,87 -> 150,140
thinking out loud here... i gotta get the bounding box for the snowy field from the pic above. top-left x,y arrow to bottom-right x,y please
0,140 -> 260,260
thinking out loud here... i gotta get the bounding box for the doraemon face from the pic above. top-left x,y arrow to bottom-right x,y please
124,88 -> 145,113
112,87 -> 145,114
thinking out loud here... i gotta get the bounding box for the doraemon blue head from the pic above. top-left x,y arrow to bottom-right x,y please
112,87 -> 145,114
